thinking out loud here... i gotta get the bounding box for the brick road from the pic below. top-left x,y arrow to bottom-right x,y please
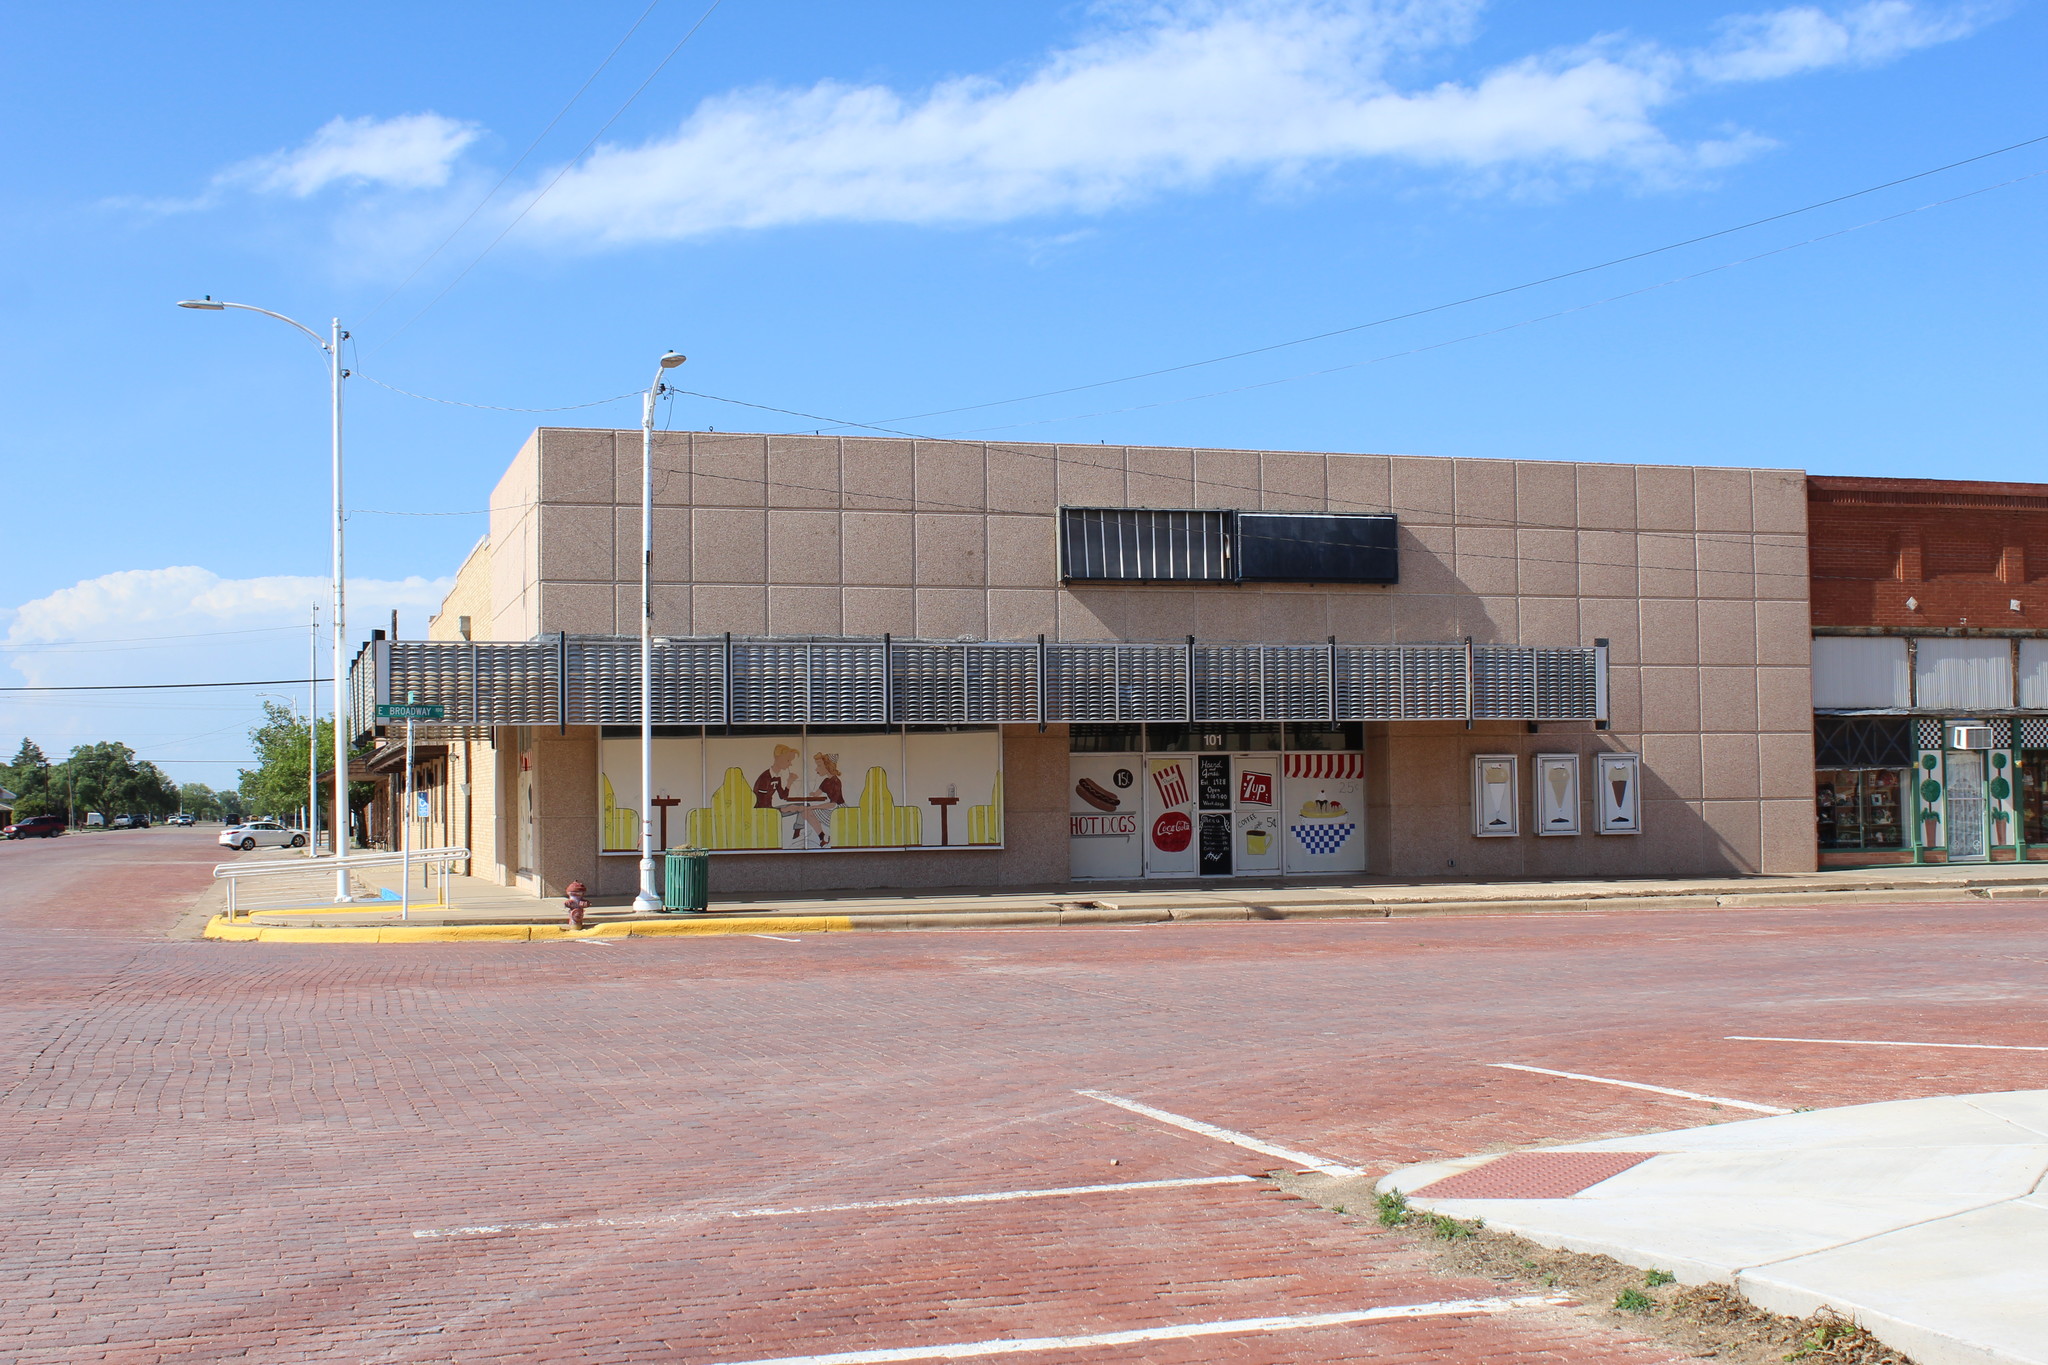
4,829 -> 2046,1362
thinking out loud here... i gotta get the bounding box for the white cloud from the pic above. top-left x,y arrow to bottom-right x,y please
5,567 -> 450,663
240,113 -> 481,196
0,568 -> 454,788
1697,1 -> 1994,81
514,0 -> 1987,245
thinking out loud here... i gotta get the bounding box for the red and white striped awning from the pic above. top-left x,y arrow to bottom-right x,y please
1284,752 -> 1364,779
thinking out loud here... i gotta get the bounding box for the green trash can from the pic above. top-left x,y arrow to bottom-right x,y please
661,846 -> 709,912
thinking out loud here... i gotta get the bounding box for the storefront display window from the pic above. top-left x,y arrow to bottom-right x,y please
2022,755 -> 2048,845
1815,768 -> 1905,850
1070,722 -> 1360,754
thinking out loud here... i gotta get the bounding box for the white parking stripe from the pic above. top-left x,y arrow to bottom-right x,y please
733,1175 -> 1252,1218
412,1175 -> 1251,1239
1728,1035 -> 2048,1052
705,1297 -> 1575,1364
750,934 -> 804,942
1489,1063 -> 1791,1114
1077,1089 -> 1362,1176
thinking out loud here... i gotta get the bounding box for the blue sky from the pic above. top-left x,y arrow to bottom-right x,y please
2,0 -> 2042,793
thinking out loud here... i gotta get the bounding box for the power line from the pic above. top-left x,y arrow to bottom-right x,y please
822,130 -> 2048,430
936,168 -> 2048,438
367,0 -> 728,357
0,678 -> 332,693
677,160 -> 2047,443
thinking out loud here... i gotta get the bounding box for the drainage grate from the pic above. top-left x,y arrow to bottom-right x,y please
1410,1151 -> 1657,1200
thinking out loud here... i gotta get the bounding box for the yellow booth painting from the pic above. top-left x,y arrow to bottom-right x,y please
600,731 -> 1002,854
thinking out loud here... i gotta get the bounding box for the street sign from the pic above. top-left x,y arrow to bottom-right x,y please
377,703 -> 445,720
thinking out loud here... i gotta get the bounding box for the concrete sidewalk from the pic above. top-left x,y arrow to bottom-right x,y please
1381,1092 -> 2048,1365
227,857 -> 2048,932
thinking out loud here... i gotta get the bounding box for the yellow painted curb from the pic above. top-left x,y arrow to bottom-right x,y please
627,915 -> 850,935
203,913 -> 853,942
204,917 -> 263,941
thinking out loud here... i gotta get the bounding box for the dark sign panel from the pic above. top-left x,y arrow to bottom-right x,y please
1235,513 -> 1398,584
1057,508 -> 1398,584
1199,811 -> 1233,875
1197,755 -> 1233,810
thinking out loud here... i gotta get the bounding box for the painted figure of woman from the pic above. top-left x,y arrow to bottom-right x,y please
806,751 -> 846,847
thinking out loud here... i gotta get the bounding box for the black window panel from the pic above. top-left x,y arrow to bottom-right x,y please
1814,716 -> 1912,768
1235,513 -> 1398,584
1060,508 -> 1231,581
1069,723 -> 1144,752
1286,721 -> 1364,751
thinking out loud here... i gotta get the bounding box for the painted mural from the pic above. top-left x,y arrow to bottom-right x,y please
599,731 -> 1003,854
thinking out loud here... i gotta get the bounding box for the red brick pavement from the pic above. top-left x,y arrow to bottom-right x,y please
4,841 -> 2047,1362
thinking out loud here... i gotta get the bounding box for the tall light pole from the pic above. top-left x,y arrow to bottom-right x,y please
306,600 -> 320,858
179,297 -> 353,902
635,350 -> 689,913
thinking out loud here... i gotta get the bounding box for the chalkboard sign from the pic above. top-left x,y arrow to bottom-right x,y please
1197,755 -> 1232,810
1199,811 -> 1233,875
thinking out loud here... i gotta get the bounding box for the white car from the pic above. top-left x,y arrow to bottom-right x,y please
219,821 -> 307,851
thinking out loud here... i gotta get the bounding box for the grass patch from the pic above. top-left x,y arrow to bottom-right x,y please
1424,1212 -> 1479,1240
1614,1287 -> 1656,1313
1645,1268 -> 1676,1287
1374,1190 -> 1410,1226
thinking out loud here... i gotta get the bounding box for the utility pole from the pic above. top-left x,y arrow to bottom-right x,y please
308,601 -> 320,856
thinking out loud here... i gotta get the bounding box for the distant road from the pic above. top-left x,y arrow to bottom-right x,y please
0,825 -> 221,937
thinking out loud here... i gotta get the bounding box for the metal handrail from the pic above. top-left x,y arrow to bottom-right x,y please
211,846 -> 471,880
214,847 -> 471,920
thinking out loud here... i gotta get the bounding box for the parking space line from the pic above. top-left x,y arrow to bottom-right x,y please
704,1296 -> 1576,1364
733,1175 -> 1253,1218
1076,1089 -> 1363,1176
750,934 -> 804,942
1727,1034 -> 2048,1052
1488,1063 -> 1790,1114
412,1175 -> 1253,1239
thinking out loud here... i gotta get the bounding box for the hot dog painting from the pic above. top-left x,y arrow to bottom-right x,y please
1075,776 -> 1121,811
1068,757 -> 1141,878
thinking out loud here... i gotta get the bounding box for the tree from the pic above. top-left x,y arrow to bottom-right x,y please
178,782 -> 225,820
2,738 -> 64,819
237,702 -> 365,831
58,742 -> 179,820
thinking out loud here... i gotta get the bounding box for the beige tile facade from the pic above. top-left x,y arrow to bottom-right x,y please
439,428 -> 1816,895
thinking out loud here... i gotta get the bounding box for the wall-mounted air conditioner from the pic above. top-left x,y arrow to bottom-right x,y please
1950,724 -> 1993,750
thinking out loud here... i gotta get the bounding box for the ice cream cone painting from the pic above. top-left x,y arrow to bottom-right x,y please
1595,753 -> 1642,834
1471,755 -> 1518,837
1534,754 -> 1579,836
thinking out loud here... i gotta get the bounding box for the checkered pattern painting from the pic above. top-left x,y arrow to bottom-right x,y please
2023,717 -> 2048,750
1916,718 -> 1944,751
1290,822 -> 1355,856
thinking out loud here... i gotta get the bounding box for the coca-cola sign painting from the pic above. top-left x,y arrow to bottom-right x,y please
1151,810 -> 1193,852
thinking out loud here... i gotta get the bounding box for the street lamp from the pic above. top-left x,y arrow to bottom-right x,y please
178,296 -> 354,903
635,350 -> 688,913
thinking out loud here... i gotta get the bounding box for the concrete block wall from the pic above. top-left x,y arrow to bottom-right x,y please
469,429 -> 1816,882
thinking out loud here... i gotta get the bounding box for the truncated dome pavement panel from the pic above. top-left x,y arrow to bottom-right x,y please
1409,1151 -> 1659,1200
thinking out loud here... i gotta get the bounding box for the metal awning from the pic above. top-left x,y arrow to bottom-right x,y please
351,634 -> 1607,739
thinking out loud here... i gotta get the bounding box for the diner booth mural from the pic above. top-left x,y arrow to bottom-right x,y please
600,731 -> 1002,854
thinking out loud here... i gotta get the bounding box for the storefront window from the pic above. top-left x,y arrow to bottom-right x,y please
1286,722 -> 1364,752
1070,724 -> 1143,753
1144,723 -> 1285,752
1815,768 -> 1906,850
2022,755 -> 2048,845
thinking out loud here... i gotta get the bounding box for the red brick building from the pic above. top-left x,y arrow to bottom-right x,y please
1808,476 -> 2048,865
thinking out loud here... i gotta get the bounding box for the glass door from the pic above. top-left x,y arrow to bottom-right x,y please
1143,756 -> 1199,877
1232,755 -> 1283,874
1947,751 -> 1987,861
